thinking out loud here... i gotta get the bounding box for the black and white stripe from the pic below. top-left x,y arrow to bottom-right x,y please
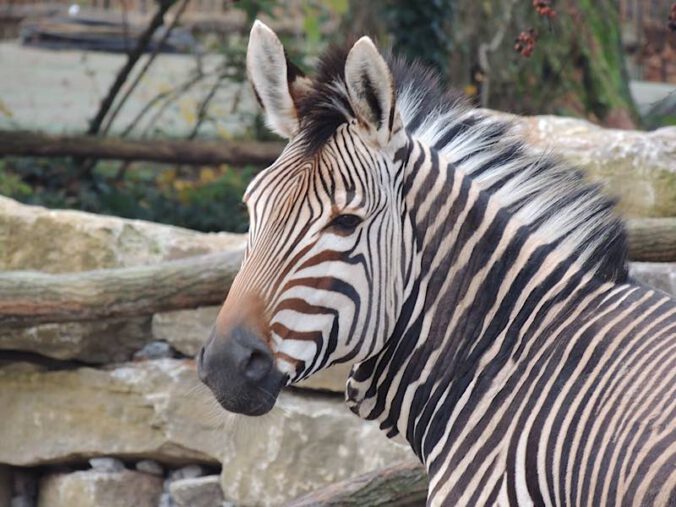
240,23 -> 676,506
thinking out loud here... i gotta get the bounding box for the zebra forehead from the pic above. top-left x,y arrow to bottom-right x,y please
246,132 -> 373,210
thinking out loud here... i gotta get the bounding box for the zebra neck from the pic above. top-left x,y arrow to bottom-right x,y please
347,140 -> 604,463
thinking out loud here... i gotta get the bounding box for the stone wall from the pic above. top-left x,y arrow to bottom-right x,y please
1,116 -> 675,507
0,196 -> 414,507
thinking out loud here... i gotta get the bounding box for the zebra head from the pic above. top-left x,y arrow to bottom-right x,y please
198,21 -> 414,416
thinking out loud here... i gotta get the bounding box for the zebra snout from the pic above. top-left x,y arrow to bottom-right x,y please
197,326 -> 284,416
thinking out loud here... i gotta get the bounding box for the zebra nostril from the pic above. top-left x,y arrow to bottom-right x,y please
242,349 -> 272,382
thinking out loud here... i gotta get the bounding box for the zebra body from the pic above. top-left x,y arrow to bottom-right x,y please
347,141 -> 676,506
198,21 -> 676,506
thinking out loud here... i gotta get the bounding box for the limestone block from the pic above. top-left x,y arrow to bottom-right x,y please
0,195 -> 245,273
0,359 -> 226,466
37,470 -> 162,507
219,391 -> 416,506
169,475 -> 224,507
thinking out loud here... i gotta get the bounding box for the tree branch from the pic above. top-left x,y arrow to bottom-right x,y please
0,250 -> 243,327
0,130 -> 285,166
87,0 -> 179,136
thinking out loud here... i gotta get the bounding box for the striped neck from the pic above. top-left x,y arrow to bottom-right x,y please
346,138 -> 609,463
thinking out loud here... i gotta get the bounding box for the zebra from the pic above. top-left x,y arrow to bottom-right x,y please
198,20 -> 676,506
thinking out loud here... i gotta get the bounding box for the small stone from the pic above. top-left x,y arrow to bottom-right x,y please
169,475 -> 224,507
152,307 -> 220,357
135,460 -> 163,476
158,491 -> 175,507
169,465 -> 207,482
133,341 -> 175,361
88,457 -> 125,473
38,470 -> 162,507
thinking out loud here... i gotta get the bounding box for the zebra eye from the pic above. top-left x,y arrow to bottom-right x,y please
327,214 -> 362,233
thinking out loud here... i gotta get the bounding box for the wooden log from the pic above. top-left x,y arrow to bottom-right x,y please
0,250 -> 242,328
0,131 -> 285,167
626,218 -> 676,263
285,461 -> 427,507
0,218 -> 673,328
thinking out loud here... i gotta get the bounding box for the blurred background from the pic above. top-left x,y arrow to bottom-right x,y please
0,0 -> 674,233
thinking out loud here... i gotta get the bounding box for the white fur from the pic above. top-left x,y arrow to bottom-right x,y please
246,20 -> 299,138
345,37 -> 397,147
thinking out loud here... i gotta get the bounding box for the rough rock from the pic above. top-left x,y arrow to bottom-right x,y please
0,316 -> 151,363
132,341 -> 176,361
152,306 -> 220,357
295,363 -> 352,393
0,195 -> 245,273
511,116 -> 676,218
629,262 -> 676,297
37,470 -> 162,507
169,465 -> 208,482
219,391 -> 415,506
88,457 -> 125,473
169,475 -> 224,507
0,359 -> 227,466
0,358 -> 413,505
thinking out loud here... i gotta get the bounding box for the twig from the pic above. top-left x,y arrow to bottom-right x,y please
187,72 -> 226,140
120,71 -> 205,138
101,0 -> 192,135
87,0 -> 178,136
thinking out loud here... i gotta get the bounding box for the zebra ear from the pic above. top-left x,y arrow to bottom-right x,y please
247,20 -> 311,139
344,36 -> 398,147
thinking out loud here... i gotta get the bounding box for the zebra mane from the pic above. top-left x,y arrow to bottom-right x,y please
297,45 -> 628,282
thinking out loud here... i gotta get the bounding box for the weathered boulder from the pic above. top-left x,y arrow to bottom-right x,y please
219,391 -> 415,506
37,470 -> 163,507
0,195 -> 245,273
511,116 -> 676,218
0,359 -> 226,466
152,306 -> 219,357
629,262 -> 676,298
0,359 -> 414,505
0,316 -> 151,363
169,475 -> 224,507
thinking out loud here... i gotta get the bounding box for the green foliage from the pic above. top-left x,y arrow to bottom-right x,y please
384,0 -> 454,80
0,162 -> 31,198
1,157 -> 255,233
234,0 -> 277,24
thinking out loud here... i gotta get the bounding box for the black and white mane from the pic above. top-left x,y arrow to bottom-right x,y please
297,46 -> 628,283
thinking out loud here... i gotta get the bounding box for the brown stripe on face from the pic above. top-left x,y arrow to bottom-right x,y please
270,322 -> 323,342
215,291 -> 271,345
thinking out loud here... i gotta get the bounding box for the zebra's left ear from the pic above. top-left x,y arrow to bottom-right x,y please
344,37 -> 399,147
